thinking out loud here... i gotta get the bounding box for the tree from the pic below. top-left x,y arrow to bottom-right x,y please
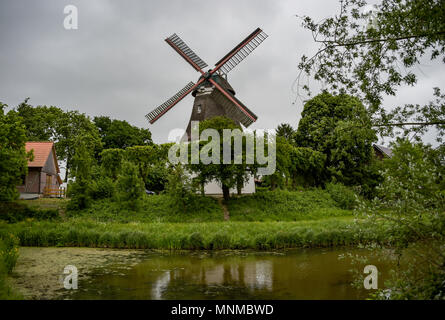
93,116 -> 152,150
165,164 -> 195,212
116,161 -> 145,210
276,123 -> 295,141
0,103 -> 33,201
15,98 -> 63,141
294,92 -> 377,186
357,139 -> 444,299
296,0 -> 445,141
15,100 -> 102,181
188,116 -> 249,201
56,111 -> 102,181
67,135 -> 96,210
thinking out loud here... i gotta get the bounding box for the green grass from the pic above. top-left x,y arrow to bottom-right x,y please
71,194 -> 224,223
64,189 -> 353,223
0,216 -> 414,250
226,189 -> 352,221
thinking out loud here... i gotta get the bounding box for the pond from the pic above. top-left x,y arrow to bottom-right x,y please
11,247 -> 398,300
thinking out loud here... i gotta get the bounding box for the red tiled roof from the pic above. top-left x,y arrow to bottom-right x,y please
25,142 -> 60,173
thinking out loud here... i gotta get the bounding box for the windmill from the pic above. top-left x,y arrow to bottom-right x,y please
145,27 -> 268,140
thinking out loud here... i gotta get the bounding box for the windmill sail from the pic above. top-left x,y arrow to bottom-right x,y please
209,80 -> 257,127
165,34 -> 208,72
146,81 -> 197,124
213,28 -> 268,75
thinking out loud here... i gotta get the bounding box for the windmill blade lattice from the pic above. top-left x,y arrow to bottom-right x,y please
146,81 -> 197,124
210,81 -> 257,127
166,34 -> 208,72
213,28 -> 268,76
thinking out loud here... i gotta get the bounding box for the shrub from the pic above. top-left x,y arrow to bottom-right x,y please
0,201 -> 59,223
0,234 -> 19,274
90,176 -> 115,200
116,161 -> 145,210
325,182 -> 357,209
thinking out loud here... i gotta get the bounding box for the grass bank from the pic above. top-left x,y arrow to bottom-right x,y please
0,216 -> 415,250
63,189 -> 353,223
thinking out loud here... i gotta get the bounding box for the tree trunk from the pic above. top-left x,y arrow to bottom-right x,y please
222,184 -> 230,201
236,179 -> 243,195
200,181 -> 205,196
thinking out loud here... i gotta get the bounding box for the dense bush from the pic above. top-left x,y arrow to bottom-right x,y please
0,201 -> 59,223
325,182 -> 357,209
90,176 -> 115,200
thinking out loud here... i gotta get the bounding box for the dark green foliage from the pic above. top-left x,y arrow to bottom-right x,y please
116,161 -> 145,210
90,176 -> 115,200
67,137 -> 96,211
188,116 -> 248,200
294,92 -> 378,188
325,182 -> 357,209
0,102 -> 32,201
93,116 -> 152,150
0,202 -> 59,223
276,123 -> 295,141
100,149 -> 125,180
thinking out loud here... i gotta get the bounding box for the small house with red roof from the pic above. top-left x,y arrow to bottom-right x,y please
17,142 -> 63,198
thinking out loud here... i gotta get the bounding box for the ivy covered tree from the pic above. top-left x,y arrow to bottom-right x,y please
0,103 -> 33,201
294,92 -> 378,187
296,0 -> 445,141
67,135 -> 97,210
116,161 -> 145,210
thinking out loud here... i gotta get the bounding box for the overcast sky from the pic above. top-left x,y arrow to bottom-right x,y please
1,0 -> 443,145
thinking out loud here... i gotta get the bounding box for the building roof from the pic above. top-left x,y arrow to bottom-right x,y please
373,144 -> 393,158
25,142 -> 60,172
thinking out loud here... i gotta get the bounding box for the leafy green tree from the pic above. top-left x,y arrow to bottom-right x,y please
116,161 -> 145,210
188,116 -> 249,200
294,92 -> 377,187
100,148 -> 126,180
165,164 -> 195,212
276,123 -> 295,141
15,98 -> 63,141
15,100 -> 102,181
262,136 -> 292,190
67,135 -> 96,210
296,0 -> 445,141
57,111 -> 102,181
93,116 -> 152,150
0,103 -> 33,201
289,147 -> 326,188
357,139 -> 444,299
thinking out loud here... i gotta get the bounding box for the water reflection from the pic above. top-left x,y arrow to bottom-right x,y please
69,248 -> 392,300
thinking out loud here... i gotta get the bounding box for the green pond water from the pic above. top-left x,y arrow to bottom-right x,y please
13,247 -> 397,300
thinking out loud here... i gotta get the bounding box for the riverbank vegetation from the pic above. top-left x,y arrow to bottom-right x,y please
0,235 -> 21,299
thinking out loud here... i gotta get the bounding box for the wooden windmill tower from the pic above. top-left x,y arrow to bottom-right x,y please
146,27 -> 268,140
